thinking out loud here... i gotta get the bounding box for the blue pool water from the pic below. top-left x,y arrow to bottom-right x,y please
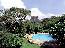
32,34 -> 54,41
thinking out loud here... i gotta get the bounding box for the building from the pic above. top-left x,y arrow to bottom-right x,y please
30,16 -> 40,23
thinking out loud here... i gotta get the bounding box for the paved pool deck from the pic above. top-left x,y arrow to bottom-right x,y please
25,33 -> 49,46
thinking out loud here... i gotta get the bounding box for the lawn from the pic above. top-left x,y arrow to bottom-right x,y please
20,38 -> 40,48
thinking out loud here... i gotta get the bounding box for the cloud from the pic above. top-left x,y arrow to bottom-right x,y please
31,8 -> 46,20
30,8 -> 56,20
0,0 -> 26,9
46,13 -> 56,18
25,16 -> 31,20
0,0 -> 61,20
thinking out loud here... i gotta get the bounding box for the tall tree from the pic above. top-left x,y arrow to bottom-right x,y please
4,7 -> 31,20
49,16 -> 65,48
0,7 -> 31,33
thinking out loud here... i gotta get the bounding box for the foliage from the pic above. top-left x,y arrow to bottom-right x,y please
0,7 -> 31,34
24,20 -> 43,34
41,16 -> 61,33
0,32 -> 40,48
49,16 -> 65,47
1,7 -> 65,48
0,32 -> 23,48
4,7 -> 31,20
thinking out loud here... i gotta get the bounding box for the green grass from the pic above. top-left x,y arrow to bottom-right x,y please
20,38 -> 40,48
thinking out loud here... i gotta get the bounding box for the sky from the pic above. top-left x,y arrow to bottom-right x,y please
0,0 -> 65,20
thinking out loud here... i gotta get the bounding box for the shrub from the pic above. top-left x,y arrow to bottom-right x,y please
0,32 -> 23,48
49,18 -> 65,47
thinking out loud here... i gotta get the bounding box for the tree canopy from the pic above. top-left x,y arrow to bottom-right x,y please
49,16 -> 65,48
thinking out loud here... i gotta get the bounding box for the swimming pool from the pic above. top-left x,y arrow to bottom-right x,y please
32,34 -> 54,41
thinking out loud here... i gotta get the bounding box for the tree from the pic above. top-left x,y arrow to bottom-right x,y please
49,17 -> 65,48
4,7 -> 31,20
0,32 -> 23,48
1,7 -> 31,33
